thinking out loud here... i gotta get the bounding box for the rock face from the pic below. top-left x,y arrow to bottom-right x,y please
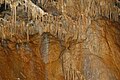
0,0 -> 120,80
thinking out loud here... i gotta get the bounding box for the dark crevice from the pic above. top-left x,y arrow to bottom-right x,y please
0,3 -> 10,13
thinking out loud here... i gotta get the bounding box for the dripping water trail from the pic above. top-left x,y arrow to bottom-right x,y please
45,33 -> 49,80
41,33 -> 49,80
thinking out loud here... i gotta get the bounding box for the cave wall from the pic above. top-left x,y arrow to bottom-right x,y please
0,17 -> 120,80
0,0 -> 120,80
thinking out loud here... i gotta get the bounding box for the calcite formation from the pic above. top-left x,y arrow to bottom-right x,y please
0,0 -> 120,80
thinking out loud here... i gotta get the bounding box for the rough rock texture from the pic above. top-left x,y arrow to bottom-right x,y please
0,0 -> 120,80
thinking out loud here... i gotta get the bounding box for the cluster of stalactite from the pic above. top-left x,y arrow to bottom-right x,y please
81,0 -> 119,21
1,0 -> 119,21
60,0 -> 120,21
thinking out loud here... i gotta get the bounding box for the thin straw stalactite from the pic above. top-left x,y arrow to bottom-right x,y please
10,1 -> 18,37
4,0 -> 6,10
2,25 -> 5,39
11,6 -> 14,37
27,25 -> 29,42
14,5 -> 16,34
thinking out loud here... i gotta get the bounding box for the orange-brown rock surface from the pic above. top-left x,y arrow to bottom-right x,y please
0,0 -> 120,80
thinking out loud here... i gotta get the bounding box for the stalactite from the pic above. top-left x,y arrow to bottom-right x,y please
24,0 -> 48,20
27,25 -> 29,42
11,5 -> 14,37
21,21 -> 24,35
10,1 -> 21,35
4,0 -> 6,10
110,7 -> 112,20
2,25 -> 5,39
14,5 -> 16,33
